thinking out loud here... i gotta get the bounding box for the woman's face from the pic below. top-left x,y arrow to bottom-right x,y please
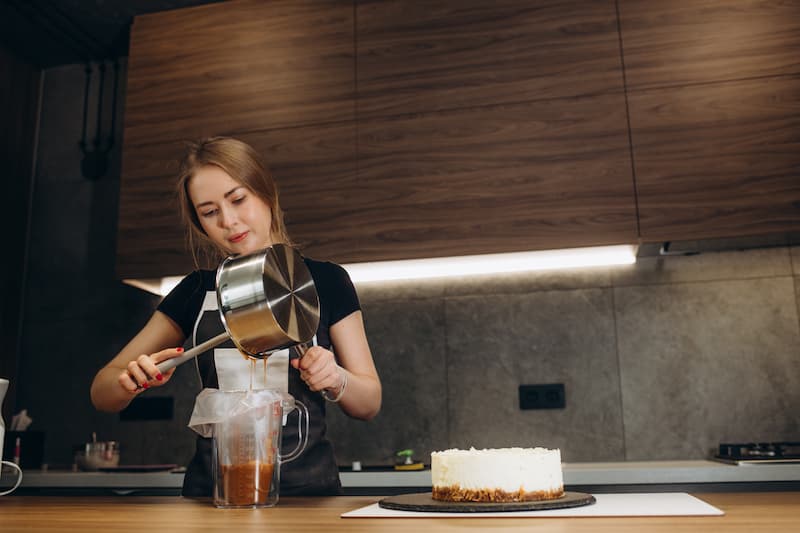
188,165 -> 274,256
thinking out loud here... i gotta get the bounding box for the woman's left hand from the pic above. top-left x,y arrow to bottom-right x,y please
290,346 -> 345,393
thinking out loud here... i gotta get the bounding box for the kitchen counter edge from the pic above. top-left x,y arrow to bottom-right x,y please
3,460 -> 798,491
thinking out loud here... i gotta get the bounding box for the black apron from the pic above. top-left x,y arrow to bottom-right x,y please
181,292 -> 342,497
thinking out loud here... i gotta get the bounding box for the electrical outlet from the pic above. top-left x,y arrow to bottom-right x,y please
519,384 -> 565,410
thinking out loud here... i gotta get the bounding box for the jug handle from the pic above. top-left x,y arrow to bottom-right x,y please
280,400 -> 309,464
0,461 -> 23,496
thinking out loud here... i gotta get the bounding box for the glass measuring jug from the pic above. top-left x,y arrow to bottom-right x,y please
189,388 -> 308,508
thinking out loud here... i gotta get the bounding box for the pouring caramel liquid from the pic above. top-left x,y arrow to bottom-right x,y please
243,354 -> 271,391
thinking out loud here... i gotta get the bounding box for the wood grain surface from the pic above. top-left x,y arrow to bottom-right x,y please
357,0 -> 624,117
351,92 -> 638,262
117,122 -> 357,278
119,89 -> 638,274
0,493 -> 798,532
123,0 -> 354,147
629,74 -> 800,241
618,0 -> 800,89
117,0 -> 800,279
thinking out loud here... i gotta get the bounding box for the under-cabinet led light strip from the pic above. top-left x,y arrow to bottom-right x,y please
341,244 -> 638,283
124,244 -> 638,295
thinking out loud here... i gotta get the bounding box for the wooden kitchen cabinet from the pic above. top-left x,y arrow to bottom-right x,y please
618,0 -> 800,242
118,0 -> 356,278
118,0 -> 800,280
356,0 -> 623,118
617,0 -> 800,90
628,75 -> 800,242
123,0 -> 354,147
118,0 -> 639,279
345,0 -> 638,262
353,92 -> 637,262
117,121 -> 357,279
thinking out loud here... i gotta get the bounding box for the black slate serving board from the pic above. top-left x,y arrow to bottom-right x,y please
379,491 -> 596,513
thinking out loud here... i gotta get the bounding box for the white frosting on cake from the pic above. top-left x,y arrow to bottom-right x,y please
431,447 -> 563,496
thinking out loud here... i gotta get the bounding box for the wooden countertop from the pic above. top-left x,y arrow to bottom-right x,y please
2,492 -> 799,532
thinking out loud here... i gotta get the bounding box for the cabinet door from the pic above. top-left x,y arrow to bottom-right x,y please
118,0 -> 355,278
348,0 -> 638,261
353,93 -> 637,263
629,76 -> 800,241
620,0 -> 800,241
123,0 -> 354,146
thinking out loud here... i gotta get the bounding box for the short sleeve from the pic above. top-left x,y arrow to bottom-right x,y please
305,259 -> 361,327
156,271 -> 207,338
325,262 -> 361,325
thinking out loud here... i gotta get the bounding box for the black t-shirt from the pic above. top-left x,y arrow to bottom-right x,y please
156,256 -> 360,497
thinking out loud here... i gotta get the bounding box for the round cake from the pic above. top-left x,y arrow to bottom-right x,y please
431,447 -> 564,502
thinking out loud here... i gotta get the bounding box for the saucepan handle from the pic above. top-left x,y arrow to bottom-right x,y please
156,332 -> 230,373
290,336 -> 317,360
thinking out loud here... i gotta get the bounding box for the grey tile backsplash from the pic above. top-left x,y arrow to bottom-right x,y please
329,247 -> 800,465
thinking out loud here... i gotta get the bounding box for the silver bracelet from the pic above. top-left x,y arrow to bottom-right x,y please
321,367 -> 347,402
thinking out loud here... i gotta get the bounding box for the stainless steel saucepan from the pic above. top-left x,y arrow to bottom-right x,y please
156,244 -> 320,373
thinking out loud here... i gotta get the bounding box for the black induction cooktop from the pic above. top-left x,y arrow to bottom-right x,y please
713,442 -> 800,464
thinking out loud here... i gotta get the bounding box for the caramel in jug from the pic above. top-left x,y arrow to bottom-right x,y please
221,461 -> 275,506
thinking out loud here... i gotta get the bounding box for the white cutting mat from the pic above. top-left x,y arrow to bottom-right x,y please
342,493 -> 724,518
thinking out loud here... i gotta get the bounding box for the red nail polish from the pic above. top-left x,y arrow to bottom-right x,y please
176,347 -> 184,353
142,382 -> 149,389
156,373 -> 163,381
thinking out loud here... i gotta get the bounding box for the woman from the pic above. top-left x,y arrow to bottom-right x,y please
91,137 -> 381,496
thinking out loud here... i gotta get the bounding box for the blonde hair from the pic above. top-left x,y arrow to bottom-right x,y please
176,136 -> 292,268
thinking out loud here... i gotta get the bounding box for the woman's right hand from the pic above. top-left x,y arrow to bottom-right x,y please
118,347 -> 183,394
